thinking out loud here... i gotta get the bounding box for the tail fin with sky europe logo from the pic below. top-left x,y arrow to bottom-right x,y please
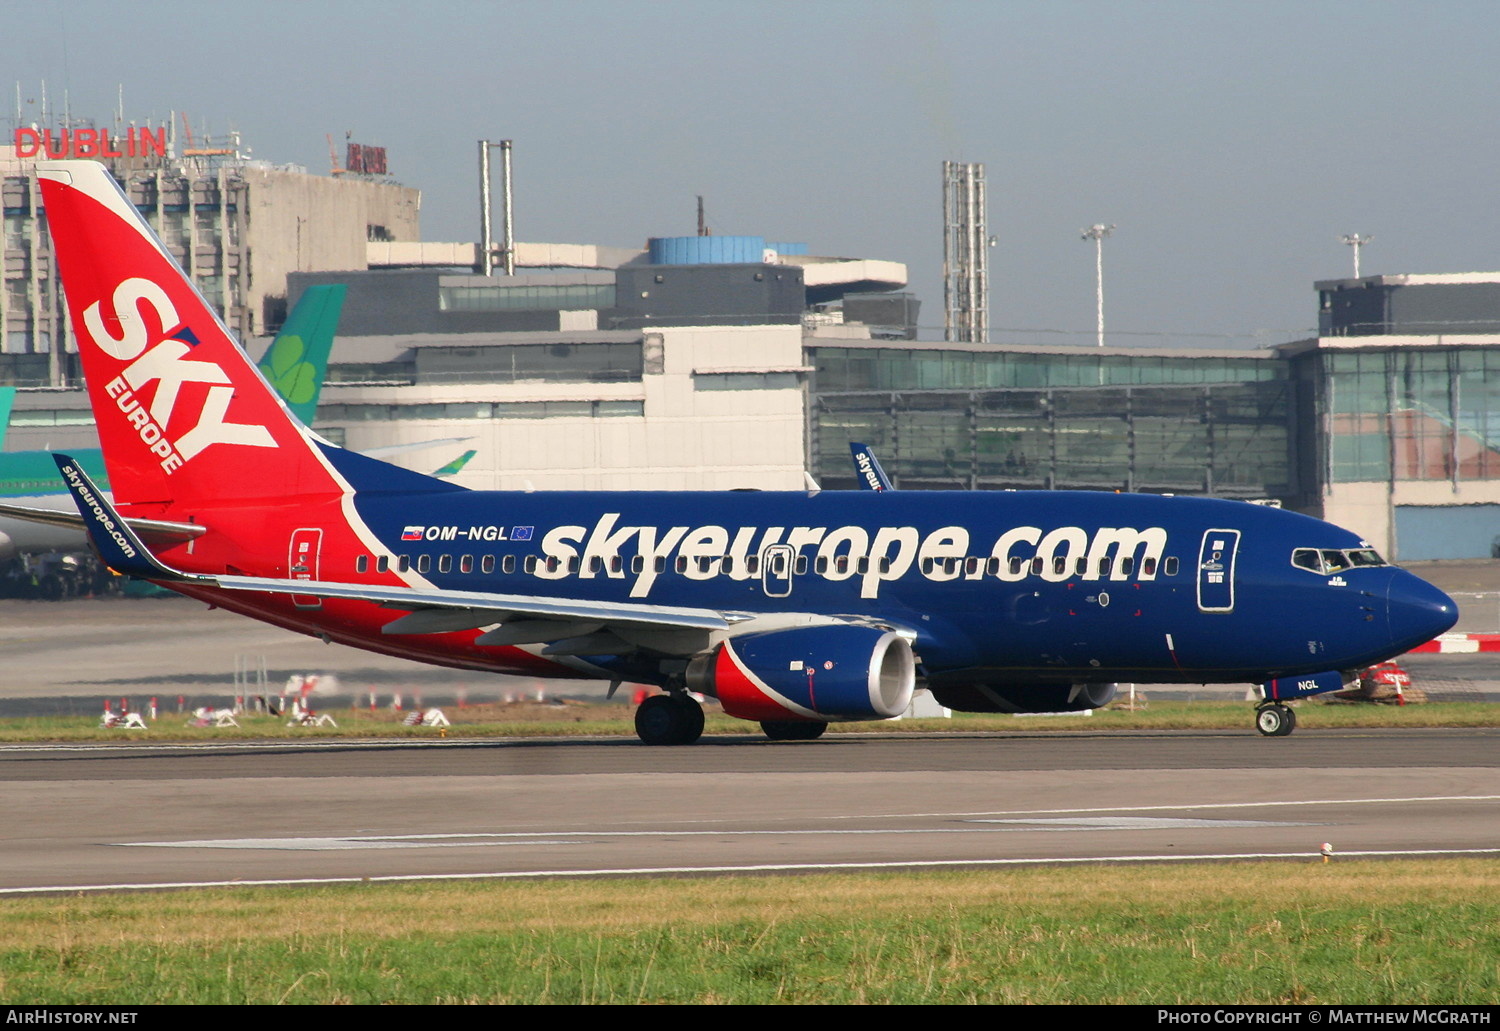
40,160 -> 1459,744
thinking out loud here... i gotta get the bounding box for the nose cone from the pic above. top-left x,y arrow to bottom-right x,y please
1387,573 -> 1458,652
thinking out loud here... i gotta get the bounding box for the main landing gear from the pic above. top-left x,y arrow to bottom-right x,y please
634,693 -> 704,746
760,720 -> 828,741
1254,702 -> 1297,737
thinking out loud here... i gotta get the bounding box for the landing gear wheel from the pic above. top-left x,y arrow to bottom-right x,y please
760,720 -> 828,741
635,694 -> 704,745
1255,703 -> 1296,737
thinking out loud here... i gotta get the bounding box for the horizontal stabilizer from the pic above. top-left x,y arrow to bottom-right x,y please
0,500 -> 206,549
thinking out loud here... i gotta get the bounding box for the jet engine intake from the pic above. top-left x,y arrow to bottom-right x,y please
687,624 -> 915,722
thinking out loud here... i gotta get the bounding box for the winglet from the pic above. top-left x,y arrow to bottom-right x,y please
849,442 -> 893,491
51,453 -> 196,583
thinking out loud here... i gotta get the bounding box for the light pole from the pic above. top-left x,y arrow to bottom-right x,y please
1081,223 -> 1115,347
1341,233 -> 1372,279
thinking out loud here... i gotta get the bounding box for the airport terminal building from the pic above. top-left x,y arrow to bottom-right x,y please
6,129 -> 1500,562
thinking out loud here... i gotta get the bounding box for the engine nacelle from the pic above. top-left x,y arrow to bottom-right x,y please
930,681 -> 1118,714
687,625 -> 915,722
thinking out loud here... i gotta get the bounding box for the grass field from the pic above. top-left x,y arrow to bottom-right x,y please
1,696 -> 1498,743
0,862 -> 1495,1004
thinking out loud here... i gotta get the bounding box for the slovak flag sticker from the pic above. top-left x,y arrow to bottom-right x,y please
401,526 -> 424,541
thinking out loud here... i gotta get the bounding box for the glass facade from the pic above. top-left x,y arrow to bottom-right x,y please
1319,348 -> 1500,483
812,346 -> 1280,393
811,346 -> 1292,496
317,399 -> 643,423
413,341 -> 644,385
439,283 -> 616,312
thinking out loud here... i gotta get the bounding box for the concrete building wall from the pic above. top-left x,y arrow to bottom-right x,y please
243,168 -> 420,333
317,323 -> 808,491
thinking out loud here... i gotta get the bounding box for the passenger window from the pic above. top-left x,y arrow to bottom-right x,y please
481,555 -> 495,574
1052,556 -> 1067,576
1010,556 -> 1025,576
675,556 -> 687,574
438,555 -> 453,573
377,555 -> 390,573
1099,557 -> 1112,577
460,555 -> 473,574
417,555 -> 431,574
747,556 -> 760,575
795,556 -> 808,575
500,555 -> 513,574
1164,557 -> 1178,576
965,557 -> 980,576
1141,557 -> 1156,576
1031,556 -> 1045,575
398,555 -> 411,572
631,556 -> 644,574
355,555 -> 368,573
1119,556 -> 1133,576
524,556 -> 537,574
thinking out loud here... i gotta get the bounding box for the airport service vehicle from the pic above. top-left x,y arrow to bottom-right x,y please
35,160 -> 1458,743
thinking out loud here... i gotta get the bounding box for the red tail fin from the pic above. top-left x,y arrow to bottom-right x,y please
37,161 -> 341,510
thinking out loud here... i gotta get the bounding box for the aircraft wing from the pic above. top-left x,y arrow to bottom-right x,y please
51,453 -> 746,651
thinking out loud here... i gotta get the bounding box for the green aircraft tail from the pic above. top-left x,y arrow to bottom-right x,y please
433,449 -> 478,478
256,284 -> 347,426
0,387 -> 15,450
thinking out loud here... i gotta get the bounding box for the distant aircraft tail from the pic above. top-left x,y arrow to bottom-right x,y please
36,162 -> 367,512
849,442 -> 893,491
0,387 -> 14,451
433,449 -> 477,478
257,284 -> 345,426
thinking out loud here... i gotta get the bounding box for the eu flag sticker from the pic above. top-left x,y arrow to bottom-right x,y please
510,526 -> 534,541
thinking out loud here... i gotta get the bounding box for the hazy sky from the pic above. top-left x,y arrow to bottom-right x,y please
9,0 -> 1500,347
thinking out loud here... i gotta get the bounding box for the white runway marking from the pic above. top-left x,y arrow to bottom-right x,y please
825,795 -> 1500,822
966,817 -> 1306,829
121,815 -> 1315,852
6,848 -> 1500,896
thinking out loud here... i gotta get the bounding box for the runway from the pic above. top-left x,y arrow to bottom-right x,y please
1,730 -> 1496,895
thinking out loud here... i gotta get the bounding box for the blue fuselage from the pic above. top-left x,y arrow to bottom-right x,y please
332,487 -> 1454,688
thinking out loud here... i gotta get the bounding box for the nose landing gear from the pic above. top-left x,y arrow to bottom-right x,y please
1254,702 -> 1297,737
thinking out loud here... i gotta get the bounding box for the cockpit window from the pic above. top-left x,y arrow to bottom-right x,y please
1292,549 -> 1325,573
1321,550 -> 1352,573
1292,547 -> 1389,574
